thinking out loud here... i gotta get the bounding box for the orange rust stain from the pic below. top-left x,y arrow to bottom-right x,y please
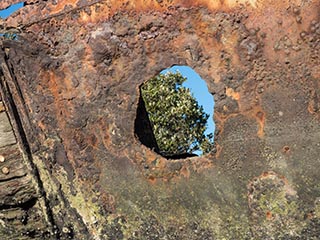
79,6 -> 102,24
307,90 -> 319,118
261,171 -> 271,177
83,46 -> 96,73
108,0 -> 222,13
155,158 -> 167,170
279,175 -> 289,185
266,211 -> 273,220
147,176 -> 157,184
48,72 -> 66,117
282,145 -> 290,153
5,0 -> 318,35
308,100 -> 315,114
245,105 -> 266,139
213,111 -> 239,137
255,110 -> 265,138
226,88 -> 240,101
180,165 -> 190,179
61,66 -> 76,96
48,71 -> 59,101
189,157 -> 212,172
50,0 -> 78,15
215,110 -> 238,122
167,0 -> 258,10
80,11 -> 89,23
37,120 -> 46,133
121,0 -> 164,11
306,212 -> 314,219
144,149 -> 158,164
75,0 -> 259,24
134,151 -> 144,163
215,143 -> 223,159
47,71 -> 76,120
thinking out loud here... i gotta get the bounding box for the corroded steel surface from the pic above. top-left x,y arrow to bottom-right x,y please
0,0 -> 319,239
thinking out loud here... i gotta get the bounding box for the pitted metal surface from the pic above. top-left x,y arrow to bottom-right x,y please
0,0 -> 319,239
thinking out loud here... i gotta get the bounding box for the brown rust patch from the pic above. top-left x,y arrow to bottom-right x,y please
1,0 -> 320,238
255,110 -> 265,138
226,87 -> 240,101
282,146 -> 290,154
2,0 -> 260,29
308,89 -> 319,118
266,211 -> 273,220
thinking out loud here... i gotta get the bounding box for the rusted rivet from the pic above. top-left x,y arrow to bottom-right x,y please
266,211 -> 273,220
0,155 -> 5,162
2,167 -> 9,175
283,146 -> 290,153
62,227 -> 70,234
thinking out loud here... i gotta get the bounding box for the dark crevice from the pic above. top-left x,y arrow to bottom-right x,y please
134,92 -> 160,154
24,1 -> 42,6
164,153 -> 198,160
55,184 -> 90,238
1,50 -> 41,150
0,172 -> 27,183
0,60 -> 59,239
3,80 -> 31,155
0,197 -> 37,211
0,142 -> 16,149
4,53 -> 27,113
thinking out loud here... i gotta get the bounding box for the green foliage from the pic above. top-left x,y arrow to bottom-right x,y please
141,72 -> 213,156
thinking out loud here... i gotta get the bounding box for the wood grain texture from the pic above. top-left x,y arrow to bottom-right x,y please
0,112 -> 16,148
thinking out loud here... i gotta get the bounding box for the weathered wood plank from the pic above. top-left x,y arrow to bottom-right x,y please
0,102 -> 49,238
0,112 -> 16,148
0,145 -> 27,182
0,199 -> 50,240
0,175 -> 37,206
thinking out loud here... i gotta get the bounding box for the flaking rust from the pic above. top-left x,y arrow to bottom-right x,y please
0,0 -> 319,239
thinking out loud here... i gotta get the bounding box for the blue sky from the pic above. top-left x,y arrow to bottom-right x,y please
0,2 -> 24,19
161,66 -> 215,142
